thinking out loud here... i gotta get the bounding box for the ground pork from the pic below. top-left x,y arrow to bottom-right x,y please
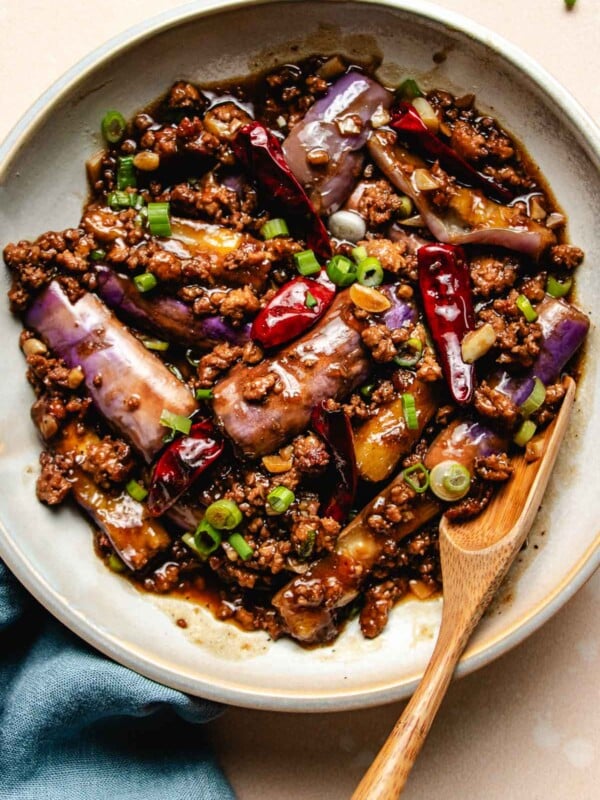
5,229 -> 96,311
292,433 -> 330,475
196,342 -> 243,386
79,436 -> 134,489
469,253 -> 519,299
36,451 -> 75,505
360,239 -> 418,282
548,244 -> 584,270
166,81 -> 207,114
475,452 -> 513,482
474,380 -> 520,428
478,290 -> 542,368
242,372 -> 279,402
361,323 -> 409,363
170,173 -> 257,230
357,180 -> 410,228
445,482 -> 494,521
359,577 -> 410,639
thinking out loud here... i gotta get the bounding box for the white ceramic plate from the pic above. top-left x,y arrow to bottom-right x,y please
0,0 -> 598,712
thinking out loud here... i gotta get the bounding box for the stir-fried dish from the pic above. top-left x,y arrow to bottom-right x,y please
4,56 -> 589,644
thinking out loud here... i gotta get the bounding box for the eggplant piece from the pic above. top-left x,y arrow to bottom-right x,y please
168,217 -> 274,292
213,291 -> 370,458
355,378 -> 438,482
491,295 -> 590,406
368,131 -> 555,258
283,72 -> 393,214
52,424 -> 171,571
381,285 -> 417,331
95,267 -> 250,349
274,418 -> 506,643
25,282 -> 197,462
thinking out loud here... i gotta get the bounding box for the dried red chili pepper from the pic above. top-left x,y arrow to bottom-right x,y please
390,102 -> 512,203
251,272 -> 336,348
310,403 -> 357,524
417,243 -> 475,405
232,121 -> 332,261
147,420 -> 224,516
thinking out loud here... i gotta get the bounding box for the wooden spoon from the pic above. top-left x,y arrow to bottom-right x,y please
352,376 -> 576,800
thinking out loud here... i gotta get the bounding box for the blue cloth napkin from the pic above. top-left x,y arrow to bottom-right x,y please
0,560 -> 236,800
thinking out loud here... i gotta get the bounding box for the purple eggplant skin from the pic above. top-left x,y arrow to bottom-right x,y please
368,130 -> 555,259
25,281 -> 197,462
381,286 -> 417,331
95,266 -> 250,349
283,72 -> 393,215
492,295 -> 590,406
423,419 -> 507,469
213,291 -> 370,458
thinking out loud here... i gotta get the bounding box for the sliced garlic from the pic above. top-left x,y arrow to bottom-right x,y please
412,168 -> 442,192
327,210 -> 367,242
461,324 -> 497,364
411,96 -> 440,133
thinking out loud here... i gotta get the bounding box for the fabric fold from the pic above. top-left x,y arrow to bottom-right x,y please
0,560 -> 235,800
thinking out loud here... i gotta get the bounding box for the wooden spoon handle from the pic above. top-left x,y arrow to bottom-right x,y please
351,627 -> 462,800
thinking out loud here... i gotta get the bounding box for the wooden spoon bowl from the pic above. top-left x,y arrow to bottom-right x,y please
352,376 -> 576,800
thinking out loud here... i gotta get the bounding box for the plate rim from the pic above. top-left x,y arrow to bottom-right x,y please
0,0 -> 599,712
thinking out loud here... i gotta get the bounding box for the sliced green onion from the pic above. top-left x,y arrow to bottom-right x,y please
159,409 -> 192,437
326,254 -> 357,287
195,388 -> 214,400
101,110 -> 127,143
513,419 -> 537,447
131,194 -> 146,211
519,377 -> 546,418
267,485 -> 295,514
133,272 -> 157,293
394,337 -> 423,368
402,462 -> 430,494
107,553 -> 126,573
205,499 -> 243,531
142,338 -> 169,352
147,202 -> 172,237
186,349 -> 201,367
442,464 -> 471,495
125,479 -> 148,502
183,520 -> 222,559
546,275 -> 573,298
117,155 -> 136,190
296,529 -> 317,560
260,218 -> 289,239
430,460 -> 471,501
351,245 -> 368,264
305,291 -> 318,309
360,383 -> 375,400
294,249 -> 320,276
397,78 -> 423,100
356,257 -> 384,287
228,532 -> 254,561
90,248 -> 106,261
401,393 -> 418,430
167,364 -> 184,382
107,190 -> 137,209
516,294 -> 538,322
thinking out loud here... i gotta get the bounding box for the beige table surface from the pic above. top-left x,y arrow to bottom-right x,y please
1,1 -> 598,798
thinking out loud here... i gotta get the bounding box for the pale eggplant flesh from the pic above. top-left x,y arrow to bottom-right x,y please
368,130 -> 556,259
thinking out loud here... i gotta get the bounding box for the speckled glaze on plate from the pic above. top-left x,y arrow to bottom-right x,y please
0,0 -> 598,712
